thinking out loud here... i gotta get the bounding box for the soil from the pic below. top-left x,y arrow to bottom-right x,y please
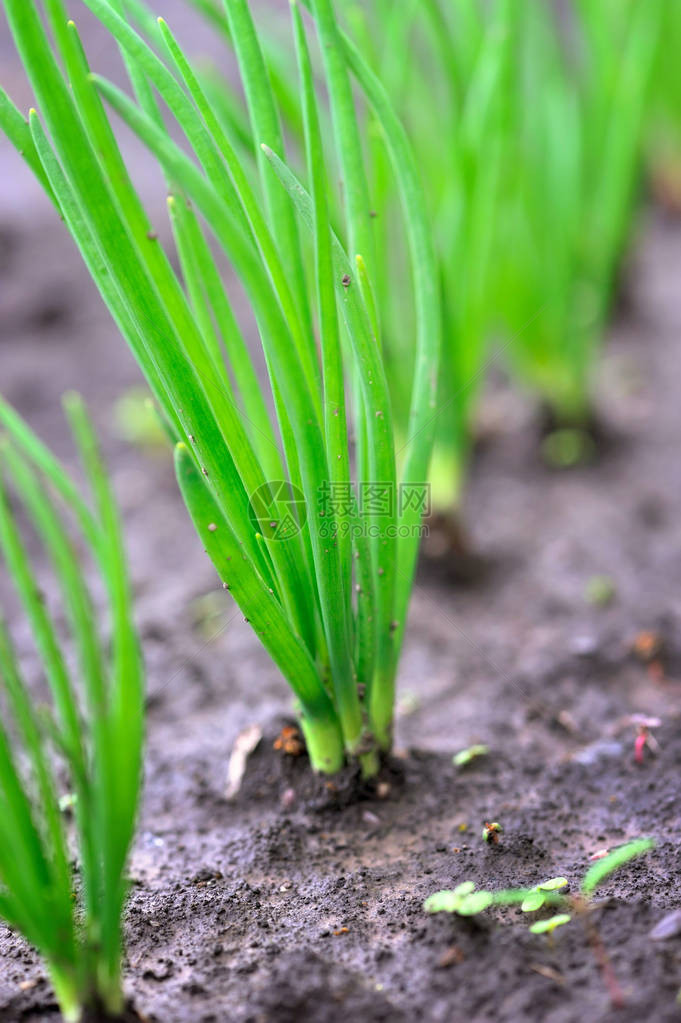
2,18 -> 681,1019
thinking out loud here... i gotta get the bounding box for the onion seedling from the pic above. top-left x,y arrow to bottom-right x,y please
177,0 -> 514,538
181,1 -> 663,510
0,0 -> 439,775
647,1 -> 681,210
0,395 -> 144,1022
341,0 -> 516,522
497,0 -> 661,427
424,881 -> 493,917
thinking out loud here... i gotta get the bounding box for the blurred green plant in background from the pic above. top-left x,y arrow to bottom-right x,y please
185,0 -> 670,533
497,0 -> 661,428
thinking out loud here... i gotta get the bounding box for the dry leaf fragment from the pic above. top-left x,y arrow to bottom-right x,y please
225,724 -> 262,799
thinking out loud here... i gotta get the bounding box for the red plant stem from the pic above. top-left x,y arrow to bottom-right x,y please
586,917 -> 624,1009
634,729 -> 647,764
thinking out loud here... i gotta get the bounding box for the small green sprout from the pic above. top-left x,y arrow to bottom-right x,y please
585,575 -> 616,607
541,428 -> 595,468
580,838 -> 654,896
521,877 -> 568,912
539,876 -> 569,891
424,883 -> 493,917
112,386 -> 167,450
425,839 -> 654,932
482,821 -> 503,844
453,744 -> 489,768
396,691 -> 420,718
529,914 -> 572,936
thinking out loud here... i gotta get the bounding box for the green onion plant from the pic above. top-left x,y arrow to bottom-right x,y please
335,0 -> 515,517
497,0 -> 661,426
174,0 -> 513,524
0,0 -> 439,776
182,0 -> 663,507
0,395 -> 144,1022
647,0 -> 681,206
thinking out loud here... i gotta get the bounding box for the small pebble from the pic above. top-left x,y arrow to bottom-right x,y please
570,634 -> 599,657
572,740 -> 624,765
649,909 -> 681,941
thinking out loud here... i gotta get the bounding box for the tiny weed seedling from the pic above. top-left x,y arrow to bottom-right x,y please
632,716 -> 661,765
584,574 -> 616,607
425,838 -> 653,924
520,877 -> 569,913
481,821 -> 502,844
614,713 -> 662,765
540,426 -> 596,469
529,913 -> 572,937
453,744 -> 489,768
0,395 -> 144,1022
0,0 -> 440,776
425,838 -> 654,1004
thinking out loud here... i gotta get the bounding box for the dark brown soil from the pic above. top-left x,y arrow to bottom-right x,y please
2,22 -> 681,1018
